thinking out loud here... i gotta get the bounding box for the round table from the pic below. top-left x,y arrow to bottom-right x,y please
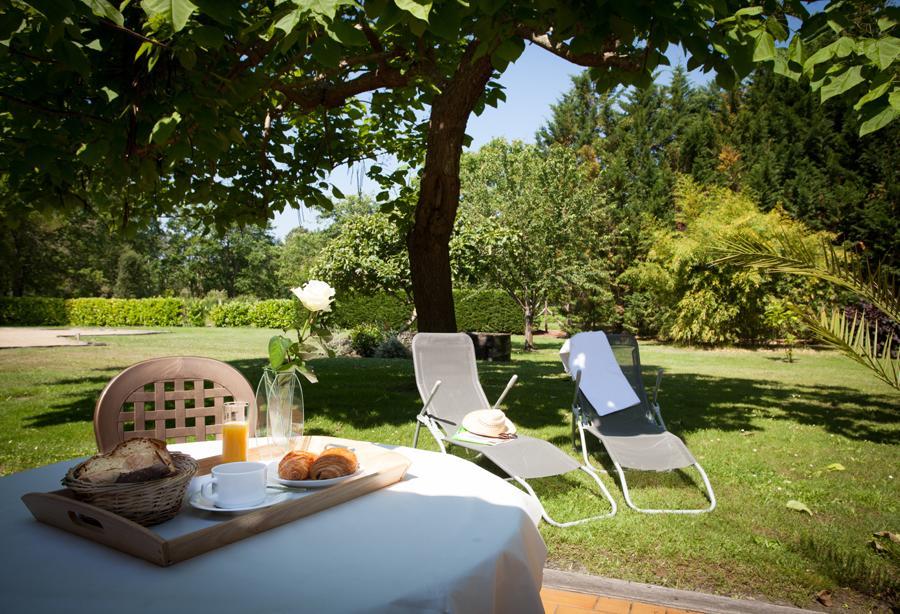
0,442 -> 547,613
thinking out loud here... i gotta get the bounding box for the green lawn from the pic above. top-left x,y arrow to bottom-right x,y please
1,328 -> 897,610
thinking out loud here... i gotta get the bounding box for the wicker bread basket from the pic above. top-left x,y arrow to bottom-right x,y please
62,452 -> 198,526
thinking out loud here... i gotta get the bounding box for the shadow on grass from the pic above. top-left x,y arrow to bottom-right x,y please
23,367 -> 128,429
22,355 -> 899,447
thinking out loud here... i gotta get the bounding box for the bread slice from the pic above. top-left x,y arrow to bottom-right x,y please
76,438 -> 177,484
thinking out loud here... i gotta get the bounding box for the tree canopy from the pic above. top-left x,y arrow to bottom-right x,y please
2,0 -> 897,330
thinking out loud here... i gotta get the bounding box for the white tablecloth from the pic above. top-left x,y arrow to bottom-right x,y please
0,443 -> 546,614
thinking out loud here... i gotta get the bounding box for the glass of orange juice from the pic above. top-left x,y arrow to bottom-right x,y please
222,401 -> 249,463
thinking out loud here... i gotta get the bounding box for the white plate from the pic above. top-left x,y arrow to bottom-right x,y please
267,462 -> 365,488
189,489 -> 289,513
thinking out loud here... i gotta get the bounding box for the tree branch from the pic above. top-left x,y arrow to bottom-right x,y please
100,20 -> 168,49
517,28 -> 642,71
0,92 -> 112,124
275,63 -> 420,111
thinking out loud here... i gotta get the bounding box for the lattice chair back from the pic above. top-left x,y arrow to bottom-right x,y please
94,356 -> 256,453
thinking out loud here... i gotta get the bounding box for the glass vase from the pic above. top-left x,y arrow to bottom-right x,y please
254,368 -> 304,460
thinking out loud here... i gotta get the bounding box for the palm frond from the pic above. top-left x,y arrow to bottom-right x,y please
715,233 -> 899,322
796,306 -> 900,392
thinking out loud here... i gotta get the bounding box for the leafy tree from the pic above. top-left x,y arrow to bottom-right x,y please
312,213 -> 412,299
460,140 -> 603,349
277,228 -> 331,290
535,72 -> 602,149
4,0 -> 857,331
0,204 -> 164,298
623,176 -> 831,344
312,206 -> 485,301
728,66 -> 900,273
113,248 -> 154,298
160,221 -> 280,298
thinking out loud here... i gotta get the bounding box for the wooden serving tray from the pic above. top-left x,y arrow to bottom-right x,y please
21,437 -> 410,567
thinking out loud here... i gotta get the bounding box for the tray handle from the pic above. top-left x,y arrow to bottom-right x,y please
21,491 -> 170,566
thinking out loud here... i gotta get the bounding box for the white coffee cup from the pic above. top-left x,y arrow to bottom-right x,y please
201,462 -> 267,509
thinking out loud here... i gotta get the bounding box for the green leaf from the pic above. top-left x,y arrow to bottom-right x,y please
877,16 -> 894,33
859,103 -> 898,136
819,65 -> 864,102
786,500 -> 813,515
866,36 -> 900,70
295,362 -> 318,384
734,6 -> 764,17
787,34 -> 805,65
310,36 -> 341,67
494,37 -> 525,63
773,56 -> 800,80
393,0 -> 431,22
274,8 -> 304,34
268,335 -> 286,369
101,86 -> 118,102
826,463 -> 846,471
141,0 -> 198,33
58,40 -> 90,77
326,19 -> 367,46
833,36 -> 855,58
135,40 -> 152,60
854,80 -> 891,110
890,88 -> 900,111
752,31 -> 776,62
80,0 -> 124,26
191,25 -> 225,49
802,45 -> 836,73
149,111 -> 182,144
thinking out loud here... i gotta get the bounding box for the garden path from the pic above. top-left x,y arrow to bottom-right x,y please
0,327 -> 159,348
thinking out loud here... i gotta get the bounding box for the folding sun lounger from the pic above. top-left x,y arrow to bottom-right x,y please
412,332 -> 617,526
560,331 -> 716,514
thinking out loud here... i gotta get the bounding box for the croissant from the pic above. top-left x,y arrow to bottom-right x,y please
309,448 -> 358,480
278,450 -> 318,481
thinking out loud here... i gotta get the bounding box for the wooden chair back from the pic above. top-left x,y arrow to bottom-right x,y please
94,356 -> 256,452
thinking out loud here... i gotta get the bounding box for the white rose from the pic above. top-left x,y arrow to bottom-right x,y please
292,280 -> 335,313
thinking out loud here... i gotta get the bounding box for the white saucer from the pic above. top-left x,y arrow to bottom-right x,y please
189,490 -> 289,513
267,462 -> 365,488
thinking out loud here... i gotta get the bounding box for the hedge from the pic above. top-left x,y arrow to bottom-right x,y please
331,289 -> 522,333
331,294 -> 411,331
66,298 -> 185,326
455,289 -> 522,334
0,297 -> 68,326
209,300 -> 309,329
0,291 -> 523,333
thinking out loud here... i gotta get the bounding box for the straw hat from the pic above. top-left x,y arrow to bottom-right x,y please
461,409 -> 517,438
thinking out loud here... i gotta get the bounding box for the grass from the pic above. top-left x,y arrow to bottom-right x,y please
0,328 -> 898,610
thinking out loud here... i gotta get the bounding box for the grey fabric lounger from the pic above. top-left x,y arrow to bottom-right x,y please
562,331 -> 716,514
412,332 -> 616,526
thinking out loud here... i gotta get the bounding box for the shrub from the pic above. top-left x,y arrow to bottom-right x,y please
454,289 -> 522,334
66,298 -> 184,326
373,335 -> 410,359
332,293 -> 411,331
0,297 -> 67,326
209,302 -> 253,327
349,324 -> 384,357
184,299 -> 208,326
249,300 -> 305,329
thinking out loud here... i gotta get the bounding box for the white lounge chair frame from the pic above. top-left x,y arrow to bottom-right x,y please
569,334 -> 716,515
412,333 -> 617,526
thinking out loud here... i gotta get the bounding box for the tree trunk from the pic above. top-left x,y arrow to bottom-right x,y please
407,46 -> 494,332
524,303 -> 534,351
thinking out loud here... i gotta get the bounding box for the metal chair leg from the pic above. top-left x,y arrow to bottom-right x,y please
511,465 -> 616,527
615,460 -> 716,514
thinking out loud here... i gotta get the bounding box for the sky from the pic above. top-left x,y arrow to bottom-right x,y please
271,43 -> 713,239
